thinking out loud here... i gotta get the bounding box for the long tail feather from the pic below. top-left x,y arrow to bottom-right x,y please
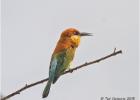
42,79 -> 52,98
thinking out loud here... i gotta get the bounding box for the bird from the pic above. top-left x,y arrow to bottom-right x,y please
42,28 -> 92,98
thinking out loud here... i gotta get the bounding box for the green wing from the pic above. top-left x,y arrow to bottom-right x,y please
51,48 -> 75,84
51,49 -> 67,84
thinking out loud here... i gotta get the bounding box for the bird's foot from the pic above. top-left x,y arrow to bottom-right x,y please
68,68 -> 73,73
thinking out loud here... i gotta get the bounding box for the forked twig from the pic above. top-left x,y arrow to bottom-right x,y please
1,49 -> 122,100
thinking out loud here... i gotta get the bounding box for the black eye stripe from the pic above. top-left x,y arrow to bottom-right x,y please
74,31 -> 79,35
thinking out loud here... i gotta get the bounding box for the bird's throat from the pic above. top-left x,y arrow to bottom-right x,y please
70,35 -> 80,48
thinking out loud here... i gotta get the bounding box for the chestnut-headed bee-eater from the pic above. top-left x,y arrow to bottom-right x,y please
42,28 -> 92,98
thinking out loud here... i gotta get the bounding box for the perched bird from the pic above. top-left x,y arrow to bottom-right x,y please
42,28 -> 92,98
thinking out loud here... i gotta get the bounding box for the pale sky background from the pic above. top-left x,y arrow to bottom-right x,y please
1,0 -> 139,100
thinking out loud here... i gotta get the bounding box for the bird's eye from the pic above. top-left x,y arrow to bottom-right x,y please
74,31 -> 79,35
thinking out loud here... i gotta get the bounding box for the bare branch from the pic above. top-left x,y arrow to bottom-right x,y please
1,49 -> 122,100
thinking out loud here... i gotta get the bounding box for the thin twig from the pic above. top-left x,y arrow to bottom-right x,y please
1,49 -> 122,100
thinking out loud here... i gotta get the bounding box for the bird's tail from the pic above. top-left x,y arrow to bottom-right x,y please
42,79 -> 52,98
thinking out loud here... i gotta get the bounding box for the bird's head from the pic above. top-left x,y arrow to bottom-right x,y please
60,28 -> 92,47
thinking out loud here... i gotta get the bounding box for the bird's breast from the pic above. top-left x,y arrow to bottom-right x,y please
66,47 -> 76,61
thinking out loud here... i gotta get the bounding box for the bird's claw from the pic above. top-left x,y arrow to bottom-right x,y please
68,68 -> 73,73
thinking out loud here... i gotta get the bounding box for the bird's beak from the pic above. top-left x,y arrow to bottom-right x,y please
80,32 -> 93,37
